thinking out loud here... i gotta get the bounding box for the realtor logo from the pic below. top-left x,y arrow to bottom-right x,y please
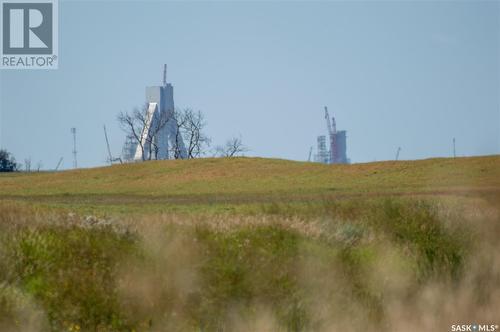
1,0 -> 58,69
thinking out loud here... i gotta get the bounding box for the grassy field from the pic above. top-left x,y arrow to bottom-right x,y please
0,156 -> 499,331
0,155 -> 498,215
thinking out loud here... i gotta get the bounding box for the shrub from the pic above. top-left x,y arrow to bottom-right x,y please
0,149 -> 18,172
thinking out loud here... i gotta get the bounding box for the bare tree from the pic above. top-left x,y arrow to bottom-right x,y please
24,157 -> 32,172
117,104 -> 171,161
169,108 -> 211,159
170,108 -> 188,160
118,105 -> 210,161
183,109 -> 211,159
215,136 -> 248,157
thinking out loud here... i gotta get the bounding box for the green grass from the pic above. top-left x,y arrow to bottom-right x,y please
0,156 -> 498,215
2,196 -> 498,331
0,156 -> 499,331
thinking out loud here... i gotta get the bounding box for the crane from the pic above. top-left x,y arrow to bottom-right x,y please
325,106 -> 337,164
104,125 -> 113,164
55,157 -> 63,171
103,125 -> 122,164
308,146 -> 313,162
324,106 -> 335,136
395,147 -> 402,161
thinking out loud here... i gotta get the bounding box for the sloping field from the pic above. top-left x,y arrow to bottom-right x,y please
0,156 -> 498,214
0,156 -> 499,331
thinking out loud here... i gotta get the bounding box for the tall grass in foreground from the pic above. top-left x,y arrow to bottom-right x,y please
0,196 -> 499,331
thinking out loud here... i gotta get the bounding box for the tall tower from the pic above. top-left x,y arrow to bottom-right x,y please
315,135 -> 330,164
70,127 -> 77,168
323,106 -> 349,164
132,65 -> 187,161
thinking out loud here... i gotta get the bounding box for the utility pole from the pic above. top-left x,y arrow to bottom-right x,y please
453,138 -> 456,158
308,146 -> 313,162
71,128 -> 77,169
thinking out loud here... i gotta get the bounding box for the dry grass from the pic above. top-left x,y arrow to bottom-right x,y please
0,156 -> 498,199
0,192 -> 499,331
0,156 -> 498,331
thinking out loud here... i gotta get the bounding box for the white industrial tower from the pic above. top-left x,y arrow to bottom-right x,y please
126,65 -> 187,161
314,106 -> 349,164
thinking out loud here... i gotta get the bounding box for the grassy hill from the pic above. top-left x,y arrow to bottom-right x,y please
0,156 -> 499,331
0,155 -> 498,215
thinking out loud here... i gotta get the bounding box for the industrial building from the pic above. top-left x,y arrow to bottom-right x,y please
122,65 -> 187,162
314,107 -> 349,164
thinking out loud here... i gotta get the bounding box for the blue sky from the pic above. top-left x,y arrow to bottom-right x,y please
1,0 -> 499,169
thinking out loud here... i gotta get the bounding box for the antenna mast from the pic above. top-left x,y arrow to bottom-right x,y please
71,128 -> 77,169
163,64 -> 167,86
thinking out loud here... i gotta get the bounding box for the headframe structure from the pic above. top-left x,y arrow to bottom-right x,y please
131,65 -> 187,161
